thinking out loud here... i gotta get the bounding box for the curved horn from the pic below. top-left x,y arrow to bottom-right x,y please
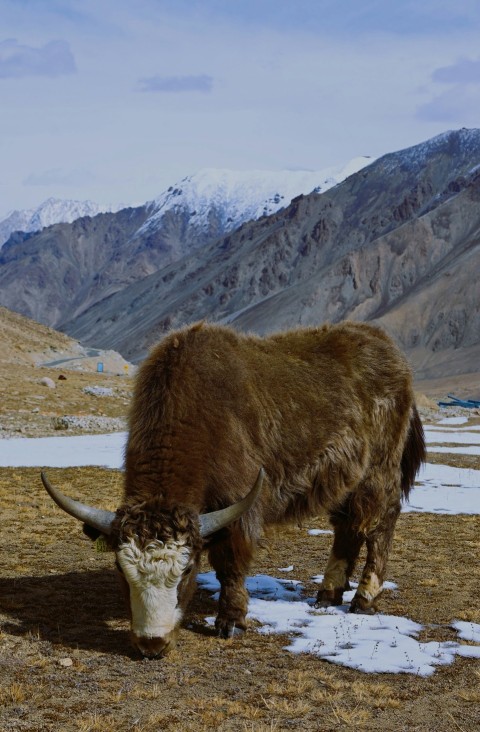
40,471 -> 116,536
199,467 -> 265,538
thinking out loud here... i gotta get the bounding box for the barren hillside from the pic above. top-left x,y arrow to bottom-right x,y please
0,307 -> 132,438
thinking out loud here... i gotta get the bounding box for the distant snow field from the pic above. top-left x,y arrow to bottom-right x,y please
1,416 -> 479,675
425,421 -> 480,456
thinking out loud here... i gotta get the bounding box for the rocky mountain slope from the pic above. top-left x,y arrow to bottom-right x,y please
0,206 -> 150,326
62,129 -> 480,380
0,161 -> 369,328
2,130 -> 480,382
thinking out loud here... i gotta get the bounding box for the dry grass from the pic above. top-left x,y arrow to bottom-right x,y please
0,682 -> 27,705
0,362 -> 132,438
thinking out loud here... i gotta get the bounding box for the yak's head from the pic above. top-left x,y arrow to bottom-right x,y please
40,470 -> 263,658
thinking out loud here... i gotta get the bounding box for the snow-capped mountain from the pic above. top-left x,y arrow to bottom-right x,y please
60,128 -> 480,379
0,198 -> 119,247
0,157 -> 374,329
139,158 -> 373,238
0,159 -> 373,249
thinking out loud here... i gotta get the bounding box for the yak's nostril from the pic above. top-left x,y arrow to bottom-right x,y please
133,633 -> 173,658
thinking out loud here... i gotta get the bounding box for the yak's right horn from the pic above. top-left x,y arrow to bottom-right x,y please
198,467 -> 265,538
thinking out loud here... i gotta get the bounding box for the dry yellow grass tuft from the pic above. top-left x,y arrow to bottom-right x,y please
76,713 -> 120,732
0,682 -> 27,705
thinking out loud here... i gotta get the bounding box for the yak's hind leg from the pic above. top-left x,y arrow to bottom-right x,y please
349,494 -> 401,614
316,468 -> 402,612
315,495 -> 365,607
208,526 -> 254,639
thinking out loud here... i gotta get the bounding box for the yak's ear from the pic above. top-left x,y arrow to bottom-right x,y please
82,523 -> 102,541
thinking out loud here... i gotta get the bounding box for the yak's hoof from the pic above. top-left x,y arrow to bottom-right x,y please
215,620 -> 246,639
315,598 -> 342,608
349,595 -> 377,615
314,588 -> 344,608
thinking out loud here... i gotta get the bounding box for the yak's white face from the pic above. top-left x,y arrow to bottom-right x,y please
116,537 -> 194,657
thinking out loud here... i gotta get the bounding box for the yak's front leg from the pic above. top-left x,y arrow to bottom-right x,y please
208,527 -> 253,638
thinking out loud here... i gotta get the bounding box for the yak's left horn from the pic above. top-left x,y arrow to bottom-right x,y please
41,471 -> 116,535
199,467 -> 264,538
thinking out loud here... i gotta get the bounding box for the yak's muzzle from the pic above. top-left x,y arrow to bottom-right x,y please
131,629 -> 178,658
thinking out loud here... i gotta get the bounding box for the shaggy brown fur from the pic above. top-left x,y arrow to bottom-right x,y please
112,500 -> 203,552
122,320 -> 425,637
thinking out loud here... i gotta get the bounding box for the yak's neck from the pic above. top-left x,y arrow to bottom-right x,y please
123,425 -> 210,511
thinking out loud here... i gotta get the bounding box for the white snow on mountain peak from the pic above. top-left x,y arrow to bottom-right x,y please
379,128 -> 480,175
139,157 -> 373,237
0,156 -> 374,248
28,197 -> 110,230
0,198 -> 119,247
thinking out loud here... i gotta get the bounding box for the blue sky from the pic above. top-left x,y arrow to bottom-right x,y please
1,0 -> 479,215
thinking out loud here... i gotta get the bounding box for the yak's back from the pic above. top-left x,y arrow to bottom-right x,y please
130,320 -> 413,428
136,318 -> 410,384
125,321 -> 419,509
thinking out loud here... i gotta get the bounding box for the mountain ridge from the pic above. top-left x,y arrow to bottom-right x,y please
0,159 -> 372,328
61,129 -> 480,380
139,158 -> 372,239
0,159 -> 371,250
0,197 -> 122,247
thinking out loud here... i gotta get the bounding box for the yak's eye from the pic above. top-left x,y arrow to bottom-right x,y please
184,565 -> 193,575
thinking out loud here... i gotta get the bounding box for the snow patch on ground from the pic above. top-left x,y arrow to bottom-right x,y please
198,572 -> 480,676
437,417 -> 469,425
308,529 -> 333,536
452,620 -> 480,643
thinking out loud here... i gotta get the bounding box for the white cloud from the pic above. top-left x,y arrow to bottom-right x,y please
1,1 -> 480,213
138,74 -> 214,93
417,54 -> 480,122
0,38 -> 76,78
417,84 -> 480,123
433,56 -> 480,84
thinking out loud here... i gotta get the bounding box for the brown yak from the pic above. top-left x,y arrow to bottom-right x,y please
41,320 -> 425,658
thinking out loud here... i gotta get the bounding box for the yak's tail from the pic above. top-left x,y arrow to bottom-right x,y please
401,404 -> 426,501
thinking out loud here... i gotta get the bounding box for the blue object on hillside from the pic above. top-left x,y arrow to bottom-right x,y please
438,394 -> 480,408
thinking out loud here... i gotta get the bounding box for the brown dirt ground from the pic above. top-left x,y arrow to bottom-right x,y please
1,312 -> 479,731
0,362 -> 131,438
